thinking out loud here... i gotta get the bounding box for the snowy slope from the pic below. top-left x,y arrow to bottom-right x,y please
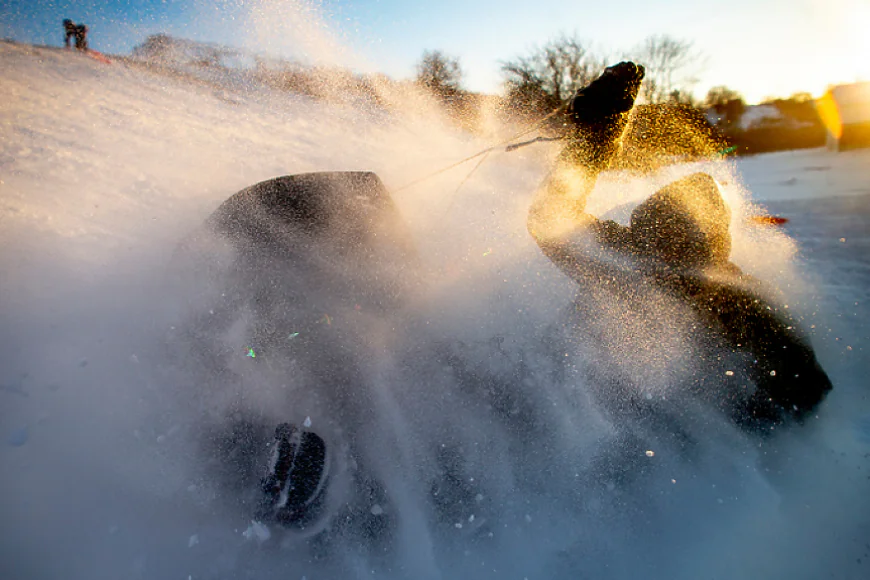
738,146 -> 870,202
1,40 -> 869,580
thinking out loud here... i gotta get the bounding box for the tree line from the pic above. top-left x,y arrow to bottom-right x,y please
418,34 -> 826,155
130,32 -> 825,156
417,34 -> 704,115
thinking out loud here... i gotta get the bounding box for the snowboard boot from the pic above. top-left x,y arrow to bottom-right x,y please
260,423 -> 330,528
563,61 -> 645,171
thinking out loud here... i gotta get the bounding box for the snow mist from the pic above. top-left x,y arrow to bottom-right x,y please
1,6 -> 868,579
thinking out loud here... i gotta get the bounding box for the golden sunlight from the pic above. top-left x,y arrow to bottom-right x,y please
816,91 -> 843,139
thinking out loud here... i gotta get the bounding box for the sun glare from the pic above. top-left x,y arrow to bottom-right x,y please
816,91 -> 842,139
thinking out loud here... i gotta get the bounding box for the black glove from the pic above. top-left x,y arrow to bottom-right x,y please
560,62 -> 645,170
567,62 -> 645,127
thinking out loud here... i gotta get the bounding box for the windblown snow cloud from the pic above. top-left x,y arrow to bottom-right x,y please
1,39 -> 869,580
238,0 -> 359,68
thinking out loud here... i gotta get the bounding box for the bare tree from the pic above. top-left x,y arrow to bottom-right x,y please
132,34 -> 174,60
705,85 -> 743,108
633,35 -> 701,104
704,85 -> 746,127
501,34 -> 606,116
416,50 -> 463,98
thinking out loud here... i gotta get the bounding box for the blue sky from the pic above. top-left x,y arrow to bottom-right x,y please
2,0 -> 868,103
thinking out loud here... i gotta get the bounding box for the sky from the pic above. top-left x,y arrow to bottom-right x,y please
1,0 -> 868,104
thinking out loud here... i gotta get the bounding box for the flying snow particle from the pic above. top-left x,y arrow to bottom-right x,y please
770,370 -> 777,376
247,348 -> 256,358
725,370 -> 734,376
370,504 -> 384,516
242,521 -> 271,543
645,450 -> 655,457
288,332 -> 300,340
188,534 -> 199,548
303,416 -> 312,428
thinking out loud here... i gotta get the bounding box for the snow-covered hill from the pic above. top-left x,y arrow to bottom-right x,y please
1,40 -> 868,580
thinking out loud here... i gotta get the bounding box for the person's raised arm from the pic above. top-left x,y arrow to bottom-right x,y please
528,62 -> 644,288
528,62 -> 645,247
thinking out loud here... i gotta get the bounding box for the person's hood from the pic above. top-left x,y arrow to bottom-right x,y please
629,172 -> 731,268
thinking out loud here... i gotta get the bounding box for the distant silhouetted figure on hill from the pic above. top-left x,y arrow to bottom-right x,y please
63,19 -> 76,48
63,19 -> 88,51
75,23 -> 88,50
